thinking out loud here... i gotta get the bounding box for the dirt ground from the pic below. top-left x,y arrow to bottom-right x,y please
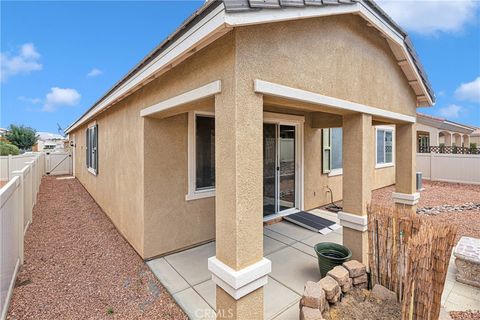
450,310 -> 480,320
7,176 -> 187,320
372,180 -> 480,242
323,288 -> 401,320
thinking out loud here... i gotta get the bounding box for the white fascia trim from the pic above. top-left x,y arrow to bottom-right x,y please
338,211 -> 368,232
224,3 -> 359,27
208,256 -> 271,300
254,80 -> 416,123
65,5 -> 228,133
140,81 -> 221,117
392,192 -> 420,206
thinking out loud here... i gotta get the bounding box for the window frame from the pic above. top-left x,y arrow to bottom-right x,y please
322,128 -> 343,176
375,126 -> 395,168
186,111 -> 216,201
86,123 -> 98,175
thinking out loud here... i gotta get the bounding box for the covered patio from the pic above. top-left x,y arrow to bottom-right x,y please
147,207 -> 479,319
147,209 -> 341,320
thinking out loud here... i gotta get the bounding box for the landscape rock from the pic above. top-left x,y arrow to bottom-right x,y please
300,306 -> 323,320
353,273 -> 368,285
454,236 -> 480,288
318,276 -> 341,300
341,277 -> 353,293
342,260 -> 367,278
370,284 -> 397,301
327,266 -> 350,286
301,281 -> 327,310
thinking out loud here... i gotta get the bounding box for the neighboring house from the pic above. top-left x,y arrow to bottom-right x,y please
65,0 -> 434,315
416,113 -> 476,151
470,128 -> 480,146
35,132 -> 67,151
0,128 -> 9,142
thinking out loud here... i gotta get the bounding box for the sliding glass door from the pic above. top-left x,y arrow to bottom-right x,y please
263,123 -> 297,216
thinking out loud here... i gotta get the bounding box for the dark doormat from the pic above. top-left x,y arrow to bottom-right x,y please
284,211 -> 340,234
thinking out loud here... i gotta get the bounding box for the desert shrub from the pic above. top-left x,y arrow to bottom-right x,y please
0,141 -> 20,155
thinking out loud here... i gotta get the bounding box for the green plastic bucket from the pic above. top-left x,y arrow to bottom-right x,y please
314,242 -> 352,278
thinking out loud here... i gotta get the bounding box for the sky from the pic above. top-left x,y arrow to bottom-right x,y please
1,0 -> 479,134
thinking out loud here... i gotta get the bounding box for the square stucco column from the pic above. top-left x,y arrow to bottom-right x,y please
393,123 -> 419,212
208,84 -> 269,319
340,113 -> 373,263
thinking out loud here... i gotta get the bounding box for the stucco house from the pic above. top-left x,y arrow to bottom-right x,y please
416,113 -> 476,152
65,0 -> 434,317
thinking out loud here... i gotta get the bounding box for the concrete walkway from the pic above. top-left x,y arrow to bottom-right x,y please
147,209 -> 480,319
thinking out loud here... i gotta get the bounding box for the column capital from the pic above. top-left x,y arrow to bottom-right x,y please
338,211 -> 368,232
208,257 -> 271,300
392,192 -> 420,206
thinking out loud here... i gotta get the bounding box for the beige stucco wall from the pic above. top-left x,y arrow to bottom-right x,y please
142,32 -> 236,259
70,13 -> 415,259
71,92 -> 145,256
235,15 -> 417,117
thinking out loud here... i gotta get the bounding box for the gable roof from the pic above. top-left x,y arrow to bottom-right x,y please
66,0 -> 434,133
417,113 -> 475,134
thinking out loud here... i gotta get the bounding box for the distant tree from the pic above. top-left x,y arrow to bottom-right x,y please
0,141 -> 20,155
5,125 -> 38,151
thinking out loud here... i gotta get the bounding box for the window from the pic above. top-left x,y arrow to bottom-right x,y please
195,115 -> 215,190
376,127 -> 394,167
187,112 -> 215,200
322,128 -> 342,174
86,124 -> 98,175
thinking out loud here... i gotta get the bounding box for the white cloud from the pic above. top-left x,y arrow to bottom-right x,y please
438,104 -> 462,118
376,0 -> 479,35
87,68 -> 103,77
455,77 -> 480,103
18,96 -> 41,104
43,87 -> 81,112
1,43 -> 42,82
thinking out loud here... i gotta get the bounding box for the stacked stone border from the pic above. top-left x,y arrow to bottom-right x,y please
299,260 -> 368,320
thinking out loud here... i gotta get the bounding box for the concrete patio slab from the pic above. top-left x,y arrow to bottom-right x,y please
190,277 -> 300,319
274,302 -> 300,319
193,280 -> 216,309
264,228 -> 297,245
173,288 -> 215,320
267,246 -> 320,295
164,241 -> 215,286
291,241 -> 317,258
266,221 -> 316,242
264,234 -> 288,255
300,230 -> 342,247
146,258 -> 190,294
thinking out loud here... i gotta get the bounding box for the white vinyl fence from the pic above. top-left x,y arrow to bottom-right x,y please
0,153 -> 45,320
417,153 -> 480,185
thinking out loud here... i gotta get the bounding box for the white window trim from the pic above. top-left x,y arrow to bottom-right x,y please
328,168 -> 343,177
375,126 -> 395,168
86,123 -> 98,176
186,111 -> 216,201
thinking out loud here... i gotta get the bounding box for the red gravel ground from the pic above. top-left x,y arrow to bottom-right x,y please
7,176 -> 187,320
372,180 -> 480,242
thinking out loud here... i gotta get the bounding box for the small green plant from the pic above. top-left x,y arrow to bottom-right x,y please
107,308 -> 114,315
471,142 -> 477,149
0,141 -> 20,155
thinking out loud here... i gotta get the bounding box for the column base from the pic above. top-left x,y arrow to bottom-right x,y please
392,192 -> 420,206
208,256 -> 271,300
343,228 -> 369,264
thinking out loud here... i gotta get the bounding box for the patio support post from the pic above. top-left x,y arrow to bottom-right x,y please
339,113 -> 373,263
392,123 -> 419,212
209,81 -> 269,319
